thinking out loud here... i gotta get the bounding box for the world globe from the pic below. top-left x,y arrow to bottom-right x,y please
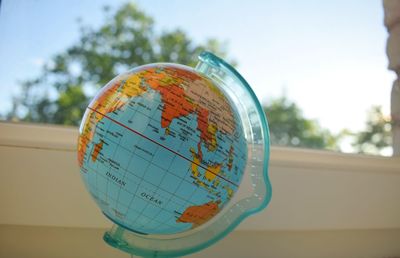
78,52 -> 271,257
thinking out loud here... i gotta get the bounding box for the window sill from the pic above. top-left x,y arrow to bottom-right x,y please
0,121 -> 399,231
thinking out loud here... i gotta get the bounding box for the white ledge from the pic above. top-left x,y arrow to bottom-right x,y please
0,121 -> 400,231
1,121 -> 398,174
0,121 -> 77,151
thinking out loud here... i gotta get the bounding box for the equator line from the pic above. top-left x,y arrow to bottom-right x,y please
88,107 -> 238,187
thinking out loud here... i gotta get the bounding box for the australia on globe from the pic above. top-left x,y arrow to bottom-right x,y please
77,64 -> 247,235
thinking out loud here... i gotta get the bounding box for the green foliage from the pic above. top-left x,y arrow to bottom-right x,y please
264,97 -> 338,149
351,106 -> 392,155
9,3 -> 229,126
6,2 -> 391,154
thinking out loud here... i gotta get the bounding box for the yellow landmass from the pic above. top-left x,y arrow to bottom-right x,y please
120,74 -> 144,97
77,72 -> 148,167
206,123 -> 218,151
190,148 -> 200,177
195,178 -> 207,188
223,185 -> 234,199
204,163 -> 222,182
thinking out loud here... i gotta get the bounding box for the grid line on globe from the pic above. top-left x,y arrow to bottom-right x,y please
89,107 -> 240,186
85,108 -> 232,204
89,94 -> 247,168
84,107 -> 237,233
78,65 -> 248,234
85,134 -> 206,232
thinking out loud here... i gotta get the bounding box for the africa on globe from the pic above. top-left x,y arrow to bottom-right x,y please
77,63 -> 247,235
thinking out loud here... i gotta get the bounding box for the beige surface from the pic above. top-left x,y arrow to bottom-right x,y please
1,122 -> 400,257
1,122 -> 400,231
1,225 -> 400,258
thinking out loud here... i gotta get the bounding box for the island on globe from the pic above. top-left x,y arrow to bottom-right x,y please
77,64 -> 247,235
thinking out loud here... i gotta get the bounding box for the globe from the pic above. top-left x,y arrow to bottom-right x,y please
78,62 -> 247,235
78,52 -> 271,257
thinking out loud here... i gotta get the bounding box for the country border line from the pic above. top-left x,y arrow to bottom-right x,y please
88,107 -> 238,187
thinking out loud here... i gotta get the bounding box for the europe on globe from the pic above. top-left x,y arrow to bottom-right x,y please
77,63 -> 247,235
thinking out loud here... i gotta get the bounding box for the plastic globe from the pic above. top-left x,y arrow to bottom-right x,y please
77,52 -> 271,257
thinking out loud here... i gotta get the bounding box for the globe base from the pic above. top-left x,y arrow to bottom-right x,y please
96,51 -> 272,257
103,225 -> 181,258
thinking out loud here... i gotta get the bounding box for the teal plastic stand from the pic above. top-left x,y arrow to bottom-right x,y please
103,52 -> 271,257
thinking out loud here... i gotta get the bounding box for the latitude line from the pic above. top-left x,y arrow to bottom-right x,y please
87,106 -> 238,188
88,124 -> 205,206
85,165 -> 193,231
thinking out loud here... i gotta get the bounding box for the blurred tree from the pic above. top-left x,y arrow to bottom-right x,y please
8,3 -> 229,125
6,2 -> 391,154
263,97 -> 338,149
351,106 -> 392,155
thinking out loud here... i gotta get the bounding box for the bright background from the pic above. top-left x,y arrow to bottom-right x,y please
0,0 -> 395,134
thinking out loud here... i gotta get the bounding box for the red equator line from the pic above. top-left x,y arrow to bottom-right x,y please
88,107 -> 238,187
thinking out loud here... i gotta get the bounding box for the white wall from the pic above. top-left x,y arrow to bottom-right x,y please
1,122 -> 400,257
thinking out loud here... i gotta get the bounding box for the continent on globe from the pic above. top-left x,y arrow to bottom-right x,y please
76,51 -> 273,258
176,200 -> 220,228
78,73 -> 148,167
77,64 -> 247,235
91,140 -> 103,162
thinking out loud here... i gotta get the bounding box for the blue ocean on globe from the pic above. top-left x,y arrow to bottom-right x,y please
78,65 -> 247,235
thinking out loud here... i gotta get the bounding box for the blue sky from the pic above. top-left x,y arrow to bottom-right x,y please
0,0 -> 395,134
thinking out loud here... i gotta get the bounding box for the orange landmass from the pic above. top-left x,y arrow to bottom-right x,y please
176,200 -> 220,228
77,74 -> 148,167
78,66 -> 236,174
169,66 -> 202,81
196,141 -> 203,161
197,107 -> 215,151
78,81 -> 123,167
157,83 -> 195,129
91,140 -> 104,162
145,68 -> 170,89
77,112 -> 95,167
145,67 -> 224,151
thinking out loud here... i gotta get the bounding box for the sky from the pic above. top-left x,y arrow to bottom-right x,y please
0,0 -> 396,134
